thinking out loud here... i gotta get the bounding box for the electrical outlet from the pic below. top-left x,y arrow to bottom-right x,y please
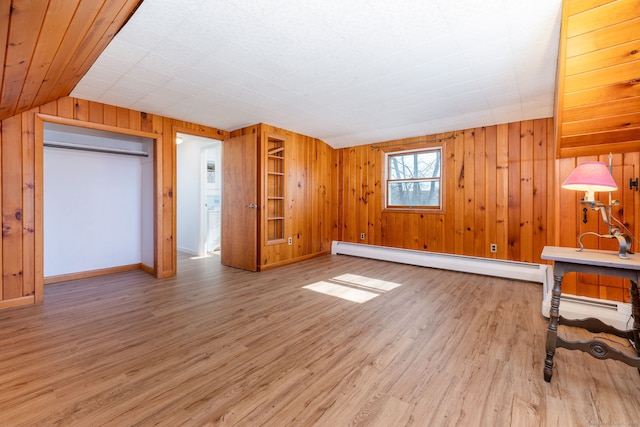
360,233 -> 366,240
490,243 -> 497,253
288,237 -> 292,245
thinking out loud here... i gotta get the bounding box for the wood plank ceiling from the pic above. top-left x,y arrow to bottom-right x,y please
0,0 -> 142,122
555,0 -> 640,158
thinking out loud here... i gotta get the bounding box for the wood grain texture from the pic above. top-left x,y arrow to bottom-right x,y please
1,114 -> 24,300
221,132 -> 258,271
558,152 -> 640,301
557,0 -> 640,157
0,0 -> 141,121
333,119 -> 556,265
0,96 -> 226,307
1,253 -> 639,425
231,123 -> 333,271
566,0 -> 640,38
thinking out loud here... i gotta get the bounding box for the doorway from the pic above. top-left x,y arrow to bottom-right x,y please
176,133 -> 222,258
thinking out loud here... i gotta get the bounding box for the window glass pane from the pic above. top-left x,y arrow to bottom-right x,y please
388,181 -> 440,206
388,150 -> 440,180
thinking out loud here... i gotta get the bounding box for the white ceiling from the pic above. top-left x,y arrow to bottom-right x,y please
71,0 -> 562,148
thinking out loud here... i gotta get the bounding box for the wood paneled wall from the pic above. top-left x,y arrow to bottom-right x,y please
1,94 -> 634,308
0,96 -> 227,309
332,118 -> 556,265
557,151 -> 640,302
230,123 -> 334,270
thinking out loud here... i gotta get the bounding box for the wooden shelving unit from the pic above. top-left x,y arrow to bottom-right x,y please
266,135 -> 285,243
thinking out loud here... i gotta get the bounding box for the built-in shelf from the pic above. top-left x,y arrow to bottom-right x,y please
266,135 -> 285,243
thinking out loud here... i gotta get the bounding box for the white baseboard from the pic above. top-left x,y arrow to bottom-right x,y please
331,241 -> 632,330
177,246 -> 200,256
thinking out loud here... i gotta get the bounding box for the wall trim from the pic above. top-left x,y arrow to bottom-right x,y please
44,263 -> 143,285
259,251 -> 331,272
0,296 -> 35,310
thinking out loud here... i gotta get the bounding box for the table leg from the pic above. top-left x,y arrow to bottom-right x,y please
630,278 -> 640,374
544,273 -> 563,382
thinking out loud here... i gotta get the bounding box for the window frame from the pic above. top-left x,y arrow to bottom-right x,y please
384,146 -> 443,212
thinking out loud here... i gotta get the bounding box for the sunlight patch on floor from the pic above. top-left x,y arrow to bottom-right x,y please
189,254 -> 213,259
303,274 -> 402,303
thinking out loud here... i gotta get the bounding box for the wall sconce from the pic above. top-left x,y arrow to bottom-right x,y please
562,160 -> 633,259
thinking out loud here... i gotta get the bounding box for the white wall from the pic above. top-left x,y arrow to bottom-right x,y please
44,148 -> 144,276
177,140 -> 204,255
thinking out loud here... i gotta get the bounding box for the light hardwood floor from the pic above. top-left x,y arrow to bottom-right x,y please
1,253 -> 639,426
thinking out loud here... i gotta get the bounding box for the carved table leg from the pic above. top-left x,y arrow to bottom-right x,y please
544,273 -> 563,382
630,278 -> 640,375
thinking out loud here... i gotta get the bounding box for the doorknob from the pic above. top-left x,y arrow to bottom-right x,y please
247,203 -> 258,209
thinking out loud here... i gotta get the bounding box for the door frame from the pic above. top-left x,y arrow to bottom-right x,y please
35,114 -> 161,301
172,125 -> 229,268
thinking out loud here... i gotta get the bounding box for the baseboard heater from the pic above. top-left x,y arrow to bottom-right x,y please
541,291 -> 632,331
331,241 -> 548,283
331,241 -> 632,330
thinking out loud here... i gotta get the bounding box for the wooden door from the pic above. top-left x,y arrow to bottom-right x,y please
221,133 -> 258,271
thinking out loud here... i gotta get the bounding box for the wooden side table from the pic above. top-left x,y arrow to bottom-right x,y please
541,246 -> 640,382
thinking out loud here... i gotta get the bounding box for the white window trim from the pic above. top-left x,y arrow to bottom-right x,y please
384,146 -> 443,211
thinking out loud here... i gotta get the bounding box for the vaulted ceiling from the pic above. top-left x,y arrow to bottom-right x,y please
0,0 -> 141,121
2,0 -> 563,148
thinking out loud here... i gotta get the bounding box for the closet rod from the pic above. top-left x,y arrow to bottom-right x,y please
44,142 -> 149,157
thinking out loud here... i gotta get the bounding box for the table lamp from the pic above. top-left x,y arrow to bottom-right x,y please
561,161 -> 633,259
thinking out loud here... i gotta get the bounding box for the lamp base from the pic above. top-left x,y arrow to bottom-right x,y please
577,232 -> 633,259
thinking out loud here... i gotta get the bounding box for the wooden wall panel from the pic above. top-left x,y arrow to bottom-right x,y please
21,109 -> 36,299
0,96 -> 226,308
474,127 -> 486,258
557,151 -> 640,302
160,117 -> 174,278
508,122 -> 522,261
331,116 -> 633,304
2,114 -> 24,301
556,0 -> 640,157
463,129 -> 475,256
333,118 -> 556,265
519,121 -> 534,263
233,123 -> 333,271
495,124 -> 510,259
484,126 -> 498,259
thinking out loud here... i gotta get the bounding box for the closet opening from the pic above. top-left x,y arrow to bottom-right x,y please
42,121 -> 156,283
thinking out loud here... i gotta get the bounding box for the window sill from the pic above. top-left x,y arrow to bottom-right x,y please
383,208 -> 444,214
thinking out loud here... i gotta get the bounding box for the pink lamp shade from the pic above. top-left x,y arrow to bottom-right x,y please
562,161 -> 617,201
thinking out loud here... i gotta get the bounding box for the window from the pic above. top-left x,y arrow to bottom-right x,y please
386,147 -> 442,209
